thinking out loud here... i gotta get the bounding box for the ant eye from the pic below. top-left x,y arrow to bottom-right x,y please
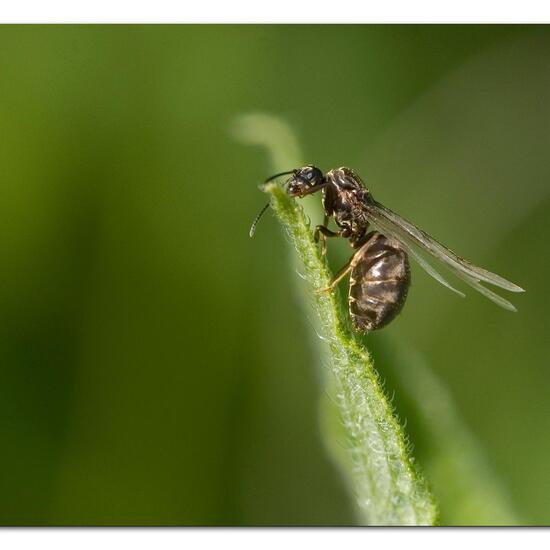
306,171 -> 314,181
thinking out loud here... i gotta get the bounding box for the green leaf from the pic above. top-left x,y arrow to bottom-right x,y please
234,113 -> 438,525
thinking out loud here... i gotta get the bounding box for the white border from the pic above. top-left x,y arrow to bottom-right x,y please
0,528 -> 548,550
0,0 -> 549,23
0,2 -> 546,546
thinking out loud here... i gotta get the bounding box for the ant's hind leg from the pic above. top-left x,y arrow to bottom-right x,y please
316,255 -> 354,294
316,234 -> 378,294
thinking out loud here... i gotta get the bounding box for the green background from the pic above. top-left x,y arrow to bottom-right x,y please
0,25 -> 548,525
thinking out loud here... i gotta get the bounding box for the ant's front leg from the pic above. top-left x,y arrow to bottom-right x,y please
314,225 -> 339,256
314,216 -> 340,256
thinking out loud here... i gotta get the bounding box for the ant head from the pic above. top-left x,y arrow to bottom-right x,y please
250,165 -> 325,238
287,165 -> 325,197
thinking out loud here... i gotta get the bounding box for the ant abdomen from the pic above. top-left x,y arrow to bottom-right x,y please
349,232 -> 410,332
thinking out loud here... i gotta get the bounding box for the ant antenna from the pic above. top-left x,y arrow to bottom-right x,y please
249,169 -> 296,237
264,169 -> 296,184
249,203 -> 270,238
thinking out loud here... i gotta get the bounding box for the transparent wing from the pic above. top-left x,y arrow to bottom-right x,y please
363,200 -> 524,311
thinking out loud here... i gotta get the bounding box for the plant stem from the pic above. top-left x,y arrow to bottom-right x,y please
234,113 -> 438,525
266,182 -> 437,525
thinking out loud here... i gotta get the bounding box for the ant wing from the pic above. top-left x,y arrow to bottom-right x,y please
363,200 -> 524,312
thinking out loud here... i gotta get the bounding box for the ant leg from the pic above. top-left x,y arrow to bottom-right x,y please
316,234 -> 378,294
314,226 -> 339,256
314,217 -> 340,256
316,255 -> 354,294
314,215 -> 330,243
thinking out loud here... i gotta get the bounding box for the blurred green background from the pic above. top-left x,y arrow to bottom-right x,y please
0,25 -> 549,525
